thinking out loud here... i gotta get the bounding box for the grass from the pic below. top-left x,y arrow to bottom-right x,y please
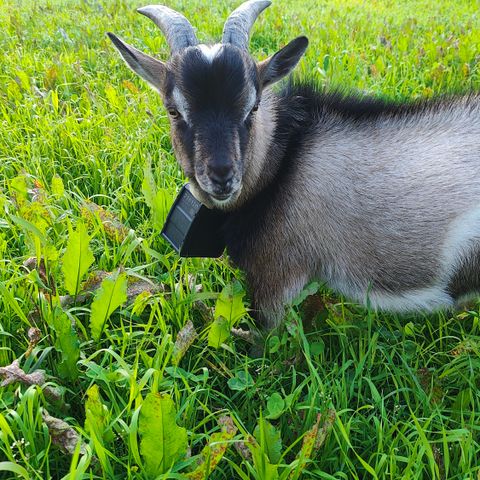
0,0 -> 479,478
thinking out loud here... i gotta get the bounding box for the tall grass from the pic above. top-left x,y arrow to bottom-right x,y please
0,0 -> 479,478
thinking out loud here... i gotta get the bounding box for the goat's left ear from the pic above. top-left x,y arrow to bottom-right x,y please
258,36 -> 308,88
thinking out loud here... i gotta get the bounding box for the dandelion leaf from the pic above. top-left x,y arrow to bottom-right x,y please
139,393 -> 188,477
62,222 -> 94,296
214,281 -> 246,325
52,309 -> 80,381
208,316 -> 230,349
90,270 -> 127,341
254,418 -> 282,464
85,384 -> 114,443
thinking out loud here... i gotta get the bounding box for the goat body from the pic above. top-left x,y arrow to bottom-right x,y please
223,88 -> 480,326
109,1 -> 480,328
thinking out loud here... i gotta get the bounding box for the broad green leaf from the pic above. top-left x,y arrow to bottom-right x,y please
85,385 -> 114,443
227,371 -> 254,392
142,158 -> 173,229
214,281 -> 246,325
62,222 -> 94,296
246,435 -> 279,480
52,308 -> 79,381
9,175 -> 28,203
90,270 -> 127,341
104,84 -> 119,107
268,336 -> 281,354
310,341 -> 325,356
404,321 -> 416,336
15,70 -> 30,90
9,214 -> 47,246
208,316 -> 230,349
254,418 -> 282,464
51,89 -> 59,113
139,393 -> 188,477
291,282 -> 320,307
266,392 -> 285,420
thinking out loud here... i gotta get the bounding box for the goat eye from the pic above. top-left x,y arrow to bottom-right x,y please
167,108 -> 180,119
245,104 -> 259,123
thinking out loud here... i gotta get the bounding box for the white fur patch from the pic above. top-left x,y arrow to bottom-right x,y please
197,44 -> 223,63
209,186 -> 243,210
441,206 -> 480,279
172,87 -> 190,124
368,207 -> 480,312
210,196 -> 233,208
243,89 -> 257,120
365,286 -> 454,312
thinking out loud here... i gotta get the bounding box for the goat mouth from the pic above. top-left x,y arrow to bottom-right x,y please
208,186 -> 242,209
211,193 -> 232,201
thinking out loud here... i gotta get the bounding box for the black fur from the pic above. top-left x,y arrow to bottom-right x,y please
275,82 -> 459,124
178,45 -> 257,118
447,247 -> 480,299
169,46 -> 259,180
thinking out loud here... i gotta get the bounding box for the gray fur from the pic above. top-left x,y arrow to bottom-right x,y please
108,1 -> 480,329
241,95 -> 480,326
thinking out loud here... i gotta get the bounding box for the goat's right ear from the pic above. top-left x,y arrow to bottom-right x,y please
107,32 -> 166,92
258,36 -> 308,88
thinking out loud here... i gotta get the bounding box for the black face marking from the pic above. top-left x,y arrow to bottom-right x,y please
165,45 -> 259,203
178,45 -> 257,119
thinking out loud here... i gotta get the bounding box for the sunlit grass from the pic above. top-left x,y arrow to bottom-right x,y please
0,0 -> 479,478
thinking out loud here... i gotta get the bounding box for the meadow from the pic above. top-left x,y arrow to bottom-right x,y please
0,0 -> 480,478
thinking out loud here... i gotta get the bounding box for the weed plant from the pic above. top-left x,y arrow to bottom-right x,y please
0,0 -> 479,478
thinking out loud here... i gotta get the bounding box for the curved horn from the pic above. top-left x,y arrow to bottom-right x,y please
137,5 -> 198,55
222,0 -> 271,49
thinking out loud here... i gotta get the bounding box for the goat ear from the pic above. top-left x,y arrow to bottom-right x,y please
258,36 -> 308,88
107,32 -> 166,92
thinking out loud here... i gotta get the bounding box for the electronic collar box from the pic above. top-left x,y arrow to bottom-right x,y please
161,183 -> 227,257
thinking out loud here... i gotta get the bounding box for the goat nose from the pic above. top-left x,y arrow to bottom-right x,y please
209,166 -> 234,191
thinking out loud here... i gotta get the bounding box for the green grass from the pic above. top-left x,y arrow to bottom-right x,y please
1,0 -> 480,478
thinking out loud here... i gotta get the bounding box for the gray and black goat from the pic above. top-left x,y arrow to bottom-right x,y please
109,0 -> 480,329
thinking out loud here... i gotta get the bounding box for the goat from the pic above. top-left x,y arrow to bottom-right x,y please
108,0 -> 480,329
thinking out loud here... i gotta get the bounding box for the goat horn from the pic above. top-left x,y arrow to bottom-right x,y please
222,0 -> 271,50
137,5 -> 198,55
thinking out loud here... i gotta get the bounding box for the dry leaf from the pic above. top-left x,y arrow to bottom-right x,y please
82,201 -> 129,242
230,327 -> 258,345
172,320 -> 198,365
0,359 -> 61,401
42,410 -> 87,455
218,415 -> 237,435
0,359 -> 44,387
25,327 -> 42,357
126,278 -> 164,302
314,409 -> 336,450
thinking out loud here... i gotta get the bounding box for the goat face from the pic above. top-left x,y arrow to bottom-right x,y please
163,45 -> 259,207
108,1 -> 308,208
